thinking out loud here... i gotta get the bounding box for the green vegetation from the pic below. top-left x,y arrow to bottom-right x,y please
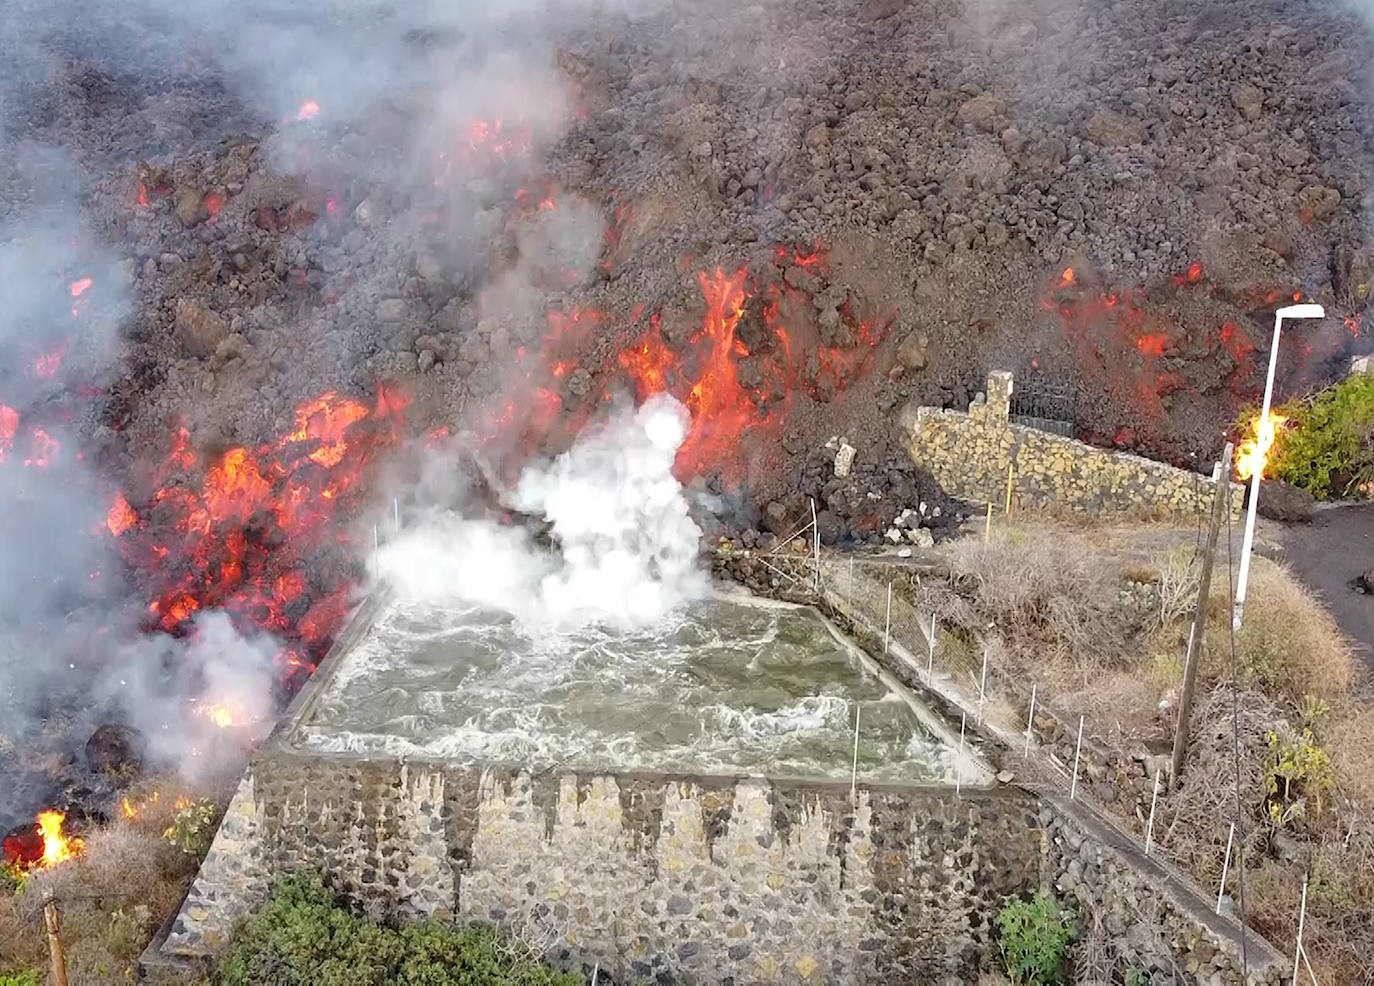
995,890 -> 1073,986
163,797 -> 219,859
1262,371 -> 1374,498
0,863 -> 22,896
1266,725 -> 1335,829
217,872 -> 583,986
0,970 -> 41,986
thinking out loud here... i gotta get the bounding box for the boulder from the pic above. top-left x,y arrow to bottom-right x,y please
1084,109 -> 1146,147
1230,82 -> 1264,122
174,298 -> 230,357
1254,480 -> 1315,523
85,723 -> 145,778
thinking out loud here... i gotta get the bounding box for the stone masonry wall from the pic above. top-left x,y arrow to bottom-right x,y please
905,371 -> 1242,520
160,754 -> 1281,985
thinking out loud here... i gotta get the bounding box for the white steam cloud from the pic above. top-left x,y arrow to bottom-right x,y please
380,394 -> 706,630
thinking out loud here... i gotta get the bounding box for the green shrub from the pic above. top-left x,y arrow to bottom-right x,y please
1262,372 -> 1374,498
1265,726 -> 1335,829
216,872 -> 582,986
996,889 -> 1074,986
163,797 -> 219,859
0,862 -> 23,896
0,970 -> 41,986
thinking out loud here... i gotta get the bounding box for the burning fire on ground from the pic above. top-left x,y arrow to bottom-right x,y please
1,810 -> 84,872
1235,410 -> 1287,481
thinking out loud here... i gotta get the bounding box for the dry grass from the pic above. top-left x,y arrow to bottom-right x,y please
922,521 -> 1374,984
1199,557 -> 1358,707
938,529 -> 1132,667
0,777 -> 209,985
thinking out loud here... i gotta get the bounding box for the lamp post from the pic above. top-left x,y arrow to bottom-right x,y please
1233,303 -> 1325,629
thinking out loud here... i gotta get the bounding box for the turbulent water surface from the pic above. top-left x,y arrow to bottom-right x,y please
291,593 -> 962,782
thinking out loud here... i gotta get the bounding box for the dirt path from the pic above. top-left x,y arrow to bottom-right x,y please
1273,504 -> 1374,670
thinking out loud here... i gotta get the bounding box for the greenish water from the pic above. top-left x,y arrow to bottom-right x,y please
291,592 -> 964,782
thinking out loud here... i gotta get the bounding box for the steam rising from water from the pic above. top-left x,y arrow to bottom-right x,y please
381,394 -> 706,629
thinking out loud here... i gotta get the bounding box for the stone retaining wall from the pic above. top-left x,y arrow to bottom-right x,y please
904,371 -> 1242,520
159,754 -> 1281,985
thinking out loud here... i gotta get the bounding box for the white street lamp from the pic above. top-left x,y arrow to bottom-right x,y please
1233,303 -> 1325,629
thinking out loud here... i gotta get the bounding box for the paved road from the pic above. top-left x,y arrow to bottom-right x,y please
1274,503 -> 1374,670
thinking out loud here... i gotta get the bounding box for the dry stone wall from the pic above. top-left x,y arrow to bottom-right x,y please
905,372 -> 1242,521
159,753 -> 1281,985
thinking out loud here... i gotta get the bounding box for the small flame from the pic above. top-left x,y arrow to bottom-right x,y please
295,100 -> 320,121
200,708 -> 232,730
70,277 -> 93,298
136,183 -> 149,207
120,797 -> 137,819
1235,410 -> 1287,481
1186,261 -> 1203,283
1059,267 -> 1076,287
37,811 -> 83,868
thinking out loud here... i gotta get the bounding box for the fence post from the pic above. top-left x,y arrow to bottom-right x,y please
43,892 -> 69,986
1069,715 -> 1085,800
1216,821 -> 1235,914
1145,769 -> 1161,855
810,498 -> 820,592
850,704 -> 862,802
1170,442 -> 1233,791
1024,682 -> 1037,757
1292,873 -> 1308,986
926,614 -> 936,684
884,582 -> 892,655
976,649 -> 988,725
956,713 -> 966,796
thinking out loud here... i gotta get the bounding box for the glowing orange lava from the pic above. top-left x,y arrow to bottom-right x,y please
1059,267 -> 1076,287
296,100 -> 320,121
107,493 -> 138,537
110,387 -> 408,680
70,277 -> 93,298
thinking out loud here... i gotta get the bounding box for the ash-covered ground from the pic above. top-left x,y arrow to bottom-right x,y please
5,0 -> 1374,826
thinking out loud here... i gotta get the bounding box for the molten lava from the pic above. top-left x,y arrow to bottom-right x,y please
296,100 -> 321,121
1235,410 -> 1287,481
109,386 -> 409,683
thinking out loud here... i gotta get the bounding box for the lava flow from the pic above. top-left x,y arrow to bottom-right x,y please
107,386 -> 410,685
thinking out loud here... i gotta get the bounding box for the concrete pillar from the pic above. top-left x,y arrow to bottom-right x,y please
985,371 -> 1014,426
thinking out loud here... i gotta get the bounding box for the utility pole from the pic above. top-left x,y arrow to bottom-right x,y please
1170,442 -> 1233,792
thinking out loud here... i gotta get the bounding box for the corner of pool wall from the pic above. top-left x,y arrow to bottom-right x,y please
143,590 -> 1284,984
